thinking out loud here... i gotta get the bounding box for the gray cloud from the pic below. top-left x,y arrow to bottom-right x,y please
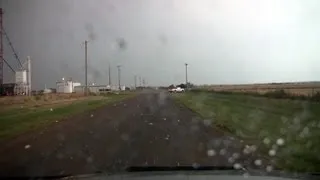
2,0 -> 320,89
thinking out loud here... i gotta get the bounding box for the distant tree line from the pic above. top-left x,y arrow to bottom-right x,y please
167,83 -> 195,89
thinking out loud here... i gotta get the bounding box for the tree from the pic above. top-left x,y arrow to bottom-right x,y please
177,83 -> 186,88
168,84 -> 175,89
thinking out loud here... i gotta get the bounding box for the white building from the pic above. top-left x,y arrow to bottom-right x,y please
14,70 -> 28,95
56,79 -> 81,93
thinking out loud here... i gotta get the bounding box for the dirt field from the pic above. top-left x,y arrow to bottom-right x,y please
200,82 -> 320,96
0,91 -> 271,177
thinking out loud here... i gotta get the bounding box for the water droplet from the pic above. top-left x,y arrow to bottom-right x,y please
243,147 -> 250,154
90,114 -> 94,117
50,108 -> 53,111
228,157 -> 235,163
263,138 -> 270,145
232,153 -> 240,159
177,119 -> 180,122
163,118 -> 166,121
219,149 -> 226,155
55,120 -> 59,123
276,138 -> 285,146
266,165 -> 273,172
207,149 -> 216,157
233,163 -> 242,170
268,149 -> 276,156
24,144 -> 31,149
293,117 -> 300,124
254,159 -> 262,166
192,163 -> 200,169
148,123 -> 153,126
243,172 -> 249,178
249,145 -> 257,152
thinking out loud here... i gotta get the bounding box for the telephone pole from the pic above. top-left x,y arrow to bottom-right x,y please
117,65 -> 121,90
84,40 -> 88,95
185,63 -> 188,89
108,63 -> 111,85
134,75 -> 137,89
0,8 -> 3,85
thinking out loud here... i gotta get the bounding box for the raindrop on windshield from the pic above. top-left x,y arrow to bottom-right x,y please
192,163 -> 200,169
233,163 -> 242,170
254,159 -> 262,166
24,144 -> 31,149
219,149 -> 226,155
263,138 -> 270,145
268,149 -> 276,156
228,157 -> 235,163
232,153 -> 240,159
266,165 -> 273,172
207,149 -> 216,157
86,157 -> 93,163
276,138 -> 285,146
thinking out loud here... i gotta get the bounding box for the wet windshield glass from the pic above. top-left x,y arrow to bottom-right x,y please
0,0 -> 319,179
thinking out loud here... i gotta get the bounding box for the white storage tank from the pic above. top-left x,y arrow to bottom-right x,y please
56,80 -> 81,93
15,70 -> 27,84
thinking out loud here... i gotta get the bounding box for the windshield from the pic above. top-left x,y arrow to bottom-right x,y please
0,0 -> 319,179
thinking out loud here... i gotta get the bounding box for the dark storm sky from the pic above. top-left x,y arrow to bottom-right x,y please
1,0 -> 320,89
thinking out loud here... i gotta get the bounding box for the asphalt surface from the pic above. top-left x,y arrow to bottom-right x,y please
0,91 -> 269,177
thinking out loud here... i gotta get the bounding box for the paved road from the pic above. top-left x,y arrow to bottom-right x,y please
0,91 -> 268,177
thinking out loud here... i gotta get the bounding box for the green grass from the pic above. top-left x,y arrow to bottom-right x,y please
0,93 -> 135,141
174,92 -> 320,172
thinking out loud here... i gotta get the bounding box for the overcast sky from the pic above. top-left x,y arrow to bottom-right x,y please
1,0 -> 320,89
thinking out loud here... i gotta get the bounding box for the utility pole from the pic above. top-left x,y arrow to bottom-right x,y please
139,76 -> 142,87
84,40 -> 88,96
27,56 -> 31,96
108,62 -> 111,85
185,63 -> 188,89
134,75 -> 137,89
0,8 -> 3,86
117,65 -> 121,90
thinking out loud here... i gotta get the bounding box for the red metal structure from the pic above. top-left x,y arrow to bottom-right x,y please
0,8 -> 3,85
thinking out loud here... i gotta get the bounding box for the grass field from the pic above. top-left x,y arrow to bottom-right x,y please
0,93 -> 135,142
174,92 -> 320,172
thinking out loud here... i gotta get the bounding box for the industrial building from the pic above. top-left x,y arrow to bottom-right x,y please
56,78 -> 81,93
74,85 -> 124,94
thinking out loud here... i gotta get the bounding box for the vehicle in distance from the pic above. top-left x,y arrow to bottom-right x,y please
169,87 -> 185,93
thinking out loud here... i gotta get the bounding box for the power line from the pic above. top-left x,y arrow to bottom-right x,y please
1,57 -> 15,73
2,26 -> 22,68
